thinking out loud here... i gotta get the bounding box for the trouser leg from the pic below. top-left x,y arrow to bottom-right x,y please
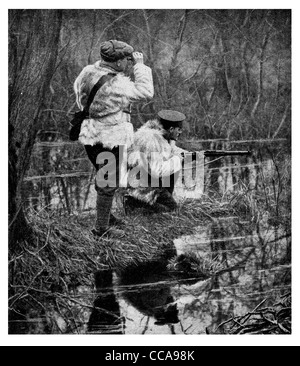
165,172 -> 176,195
85,144 -> 120,232
95,188 -> 117,232
161,170 -> 180,195
156,171 -> 180,210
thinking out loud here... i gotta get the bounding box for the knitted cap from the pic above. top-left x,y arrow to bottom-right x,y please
100,40 -> 134,62
158,110 -> 186,129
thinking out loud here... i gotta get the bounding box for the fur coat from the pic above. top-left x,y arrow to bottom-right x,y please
126,119 -> 186,205
74,61 -> 154,149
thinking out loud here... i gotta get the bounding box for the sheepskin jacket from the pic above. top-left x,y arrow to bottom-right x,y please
74,61 -> 154,148
127,119 -> 185,182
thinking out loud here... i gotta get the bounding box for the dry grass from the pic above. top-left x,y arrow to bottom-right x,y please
212,293 -> 291,334
8,198 -> 211,327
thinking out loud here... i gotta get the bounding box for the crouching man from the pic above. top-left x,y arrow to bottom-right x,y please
125,110 -> 188,212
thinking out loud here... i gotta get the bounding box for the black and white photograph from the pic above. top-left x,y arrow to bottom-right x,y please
5,2 -> 296,347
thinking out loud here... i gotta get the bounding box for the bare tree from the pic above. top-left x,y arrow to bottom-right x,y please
9,10 -> 62,250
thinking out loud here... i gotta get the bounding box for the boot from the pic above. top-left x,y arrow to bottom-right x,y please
123,195 -> 145,214
155,190 -> 178,211
109,214 -> 125,227
91,227 -> 125,239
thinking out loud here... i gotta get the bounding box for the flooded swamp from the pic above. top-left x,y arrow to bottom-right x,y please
9,139 -> 291,335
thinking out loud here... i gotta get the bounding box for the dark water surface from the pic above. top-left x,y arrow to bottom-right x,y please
85,217 -> 290,335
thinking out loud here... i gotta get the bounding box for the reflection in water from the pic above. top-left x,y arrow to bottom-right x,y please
88,269 -> 124,334
24,142 -> 279,211
173,217 -> 291,334
102,217 -> 290,334
116,264 -> 179,332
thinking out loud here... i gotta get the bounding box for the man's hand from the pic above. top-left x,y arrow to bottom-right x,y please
132,52 -> 144,64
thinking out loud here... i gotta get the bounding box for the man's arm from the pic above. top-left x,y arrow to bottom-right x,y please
114,53 -> 154,101
170,140 -> 189,156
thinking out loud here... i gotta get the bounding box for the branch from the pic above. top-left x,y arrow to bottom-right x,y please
272,103 -> 291,139
170,10 -> 190,71
141,9 -> 154,65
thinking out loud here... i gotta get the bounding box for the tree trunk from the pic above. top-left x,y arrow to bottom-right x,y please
166,10 -> 190,104
251,32 -> 269,119
8,10 -> 62,251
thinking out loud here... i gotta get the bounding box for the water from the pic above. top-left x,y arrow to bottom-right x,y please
84,217 -> 290,335
10,223 -> 290,335
13,140 -> 291,334
26,214 -> 289,335
23,139 -> 289,212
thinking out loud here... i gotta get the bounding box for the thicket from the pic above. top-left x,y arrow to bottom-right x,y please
46,9 -> 291,141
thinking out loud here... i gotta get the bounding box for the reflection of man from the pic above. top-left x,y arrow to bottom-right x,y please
125,288 -> 179,326
74,39 -> 154,237
88,269 -> 124,334
126,110 -> 187,212
118,266 -> 179,327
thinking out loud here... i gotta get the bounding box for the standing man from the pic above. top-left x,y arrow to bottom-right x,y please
126,110 -> 187,212
74,40 -> 154,237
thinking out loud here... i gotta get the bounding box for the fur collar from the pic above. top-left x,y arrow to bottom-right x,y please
141,119 -> 165,131
133,119 -> 168,154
